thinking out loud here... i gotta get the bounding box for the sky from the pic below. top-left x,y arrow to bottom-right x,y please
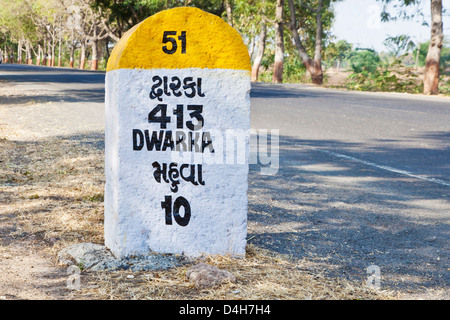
331,0 -> 450,53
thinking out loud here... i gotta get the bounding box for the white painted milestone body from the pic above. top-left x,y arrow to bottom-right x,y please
104,7 -> 251,258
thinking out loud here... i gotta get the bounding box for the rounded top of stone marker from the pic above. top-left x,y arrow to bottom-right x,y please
106,7 -> 251,72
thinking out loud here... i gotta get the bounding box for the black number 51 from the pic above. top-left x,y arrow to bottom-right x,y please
162,31 -> 186,54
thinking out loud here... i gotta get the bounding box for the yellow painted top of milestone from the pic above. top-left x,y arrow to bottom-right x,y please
107,7 -> 251,72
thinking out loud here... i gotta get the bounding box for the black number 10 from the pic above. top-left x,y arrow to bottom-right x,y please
162,195 -> 191,226
162,31 -> 186,54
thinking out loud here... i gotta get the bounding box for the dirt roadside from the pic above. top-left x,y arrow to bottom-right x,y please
0,82 -> 104,300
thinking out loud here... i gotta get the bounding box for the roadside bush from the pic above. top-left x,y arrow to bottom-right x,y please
347,67 -> 423,94
438,76 -> 450,95
348,49 -> 380,75
283,55 -> 307,83
346,49 -> 424,94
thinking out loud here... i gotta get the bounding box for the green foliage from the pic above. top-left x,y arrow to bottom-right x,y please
348,49 -> 380,75
283,55 -> 307,83
383,34 -> 415,57
260,51 -> 274,70
440,46 -> 450,75
347,68 -> 423,93
289,0 -> 336,57
377,0 -> 426,24
258,54 -> 308,83
414,40 -> 450,75
93,0 -> 226,30
346,50 -> 425,94
413,41 -> 429,67
438,76 -> 450,95
0,0 -> 37,40
324,39 -> 352,68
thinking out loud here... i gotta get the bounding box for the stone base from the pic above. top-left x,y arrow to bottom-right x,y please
57,242 -> 185,271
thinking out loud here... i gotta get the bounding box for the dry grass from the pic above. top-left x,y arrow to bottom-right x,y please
78,245 -> 394,300
0,136 -> 396,300
0,137 -> 104,250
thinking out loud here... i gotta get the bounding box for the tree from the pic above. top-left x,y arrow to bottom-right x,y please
224,0 -> 234,26
94,0 -> 227,42
93,0 -> 158,41
288,0 -> 332,85
230,0 -> 273,81
251,19 -> 267,81
324,39 -> 352,68
383,34 -> 416,58
378,0 -> 444,94
0,0 -> 39,64
423,0 -> 443,94
272,0 -> 284,83
30,0 -> 65,66
348,49 -> 381,75
66,2 -> 83,68
68,0 -> 109,70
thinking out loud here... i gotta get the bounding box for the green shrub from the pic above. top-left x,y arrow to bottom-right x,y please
345,49 -> 425,94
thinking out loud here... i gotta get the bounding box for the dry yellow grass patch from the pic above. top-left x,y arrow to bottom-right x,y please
77,245 -> 393,300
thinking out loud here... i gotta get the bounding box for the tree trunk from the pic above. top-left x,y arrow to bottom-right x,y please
251,21 -> 267,82
17,39 -> 23,64
306,60 -> 323,84
79,41 -> 86,70
287,0 -> 323,85
91,39 -> 98,70
25,41 -> 32,65
248,36 -> 255,61
36,44 -> 42,65
423,0 -> 443,95
42,37 -> 47,66
4,47 -> 9,63
272,0 -> 284,83
225,0 -> 233,27
312,0 -> 324,85
69,30 -> 75,68
104,38 -> 110,61
47,40 -> 51,66
51,41 -> 55,67
58,33 -> 62,67
69,46 -> 74,68
91,25 -> 99,70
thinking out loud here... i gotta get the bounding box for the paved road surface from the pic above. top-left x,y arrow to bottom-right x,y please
249,81 -> 449,297
1,64 -> 449,297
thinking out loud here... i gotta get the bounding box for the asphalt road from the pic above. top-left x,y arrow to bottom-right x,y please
248,81 -> 449,297
1,63 -> 449,297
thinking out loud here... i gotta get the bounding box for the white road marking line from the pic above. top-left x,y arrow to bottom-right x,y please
319,149 -> 450,187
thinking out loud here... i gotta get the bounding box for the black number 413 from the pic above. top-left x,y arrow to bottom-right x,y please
162,31 -> 186,54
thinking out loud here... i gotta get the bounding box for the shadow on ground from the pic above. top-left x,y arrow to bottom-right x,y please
248,132 -> 449,293
0,89 -> 105,105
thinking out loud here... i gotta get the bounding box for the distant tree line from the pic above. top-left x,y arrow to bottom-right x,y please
0,0 -> 446,95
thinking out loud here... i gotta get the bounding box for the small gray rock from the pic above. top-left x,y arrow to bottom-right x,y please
57,242 -> 184,271
186,263 -> 236,289
57,243 -> 116,270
